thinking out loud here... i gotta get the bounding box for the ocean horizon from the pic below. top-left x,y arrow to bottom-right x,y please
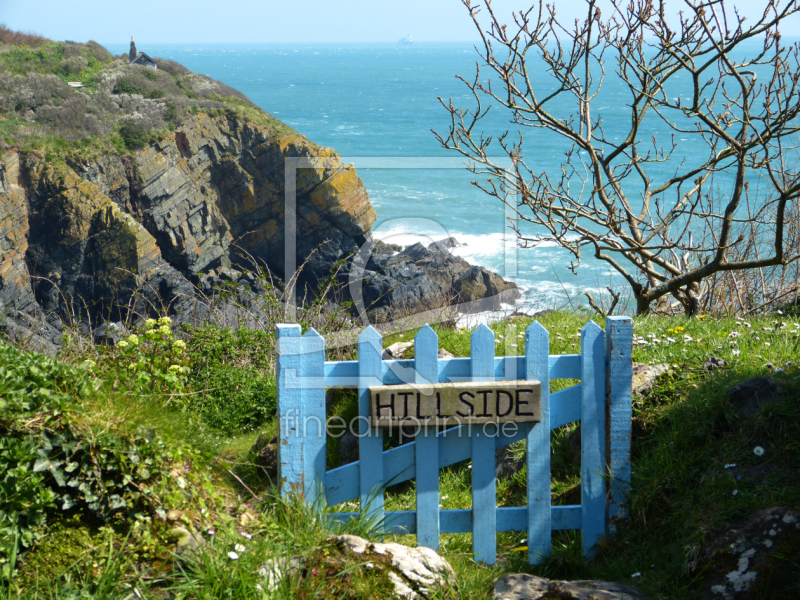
103,40 -> 767,316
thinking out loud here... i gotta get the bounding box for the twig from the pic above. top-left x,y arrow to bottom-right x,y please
227,469 -> 260,501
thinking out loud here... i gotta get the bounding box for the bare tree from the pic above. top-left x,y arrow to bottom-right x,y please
435,0 -> 800,315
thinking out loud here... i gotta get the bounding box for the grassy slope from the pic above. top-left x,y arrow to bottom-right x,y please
1,309 -> 798,599
0,35 -> 297,161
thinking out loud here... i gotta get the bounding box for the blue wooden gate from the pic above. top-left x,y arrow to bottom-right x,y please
276,317 -> 633,565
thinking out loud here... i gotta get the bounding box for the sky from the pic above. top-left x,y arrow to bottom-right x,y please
2,0 -> 800,44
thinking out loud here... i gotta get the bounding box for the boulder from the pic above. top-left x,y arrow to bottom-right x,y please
250,433 -> 279,481
726,376 -> 782,418
331,534 -> 455,599
495,445 -> 525,480
699,506 -> 799,599
492,573 -> 648,600
358,241 -> 519,322
704,356 -> 729,371
428,237 -> 462,251
384,340 -> 414,359
632,363 -> 670,395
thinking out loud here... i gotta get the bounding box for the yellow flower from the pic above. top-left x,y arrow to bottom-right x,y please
158,316 -> 172,326
159,325 -> 171,335
676,326 -> 685,332
117,340 -> 129,349
81,359 -> 96,370
144,318 -> 157,329
697,314 -> 707,320
173,340 -> 186,350
168,365 -> 181,372
127,334 -> 140,346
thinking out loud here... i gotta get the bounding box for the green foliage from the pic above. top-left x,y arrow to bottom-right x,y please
117,120 -> 151,151
111,77 -> 145,96
185,325 -> 277,435
0,342 -> 177,579
92,317 -> 192,396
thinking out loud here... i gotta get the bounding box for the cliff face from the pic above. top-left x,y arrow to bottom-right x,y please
0,112 -> 377,349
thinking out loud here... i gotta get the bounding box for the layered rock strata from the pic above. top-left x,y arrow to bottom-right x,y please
1,111 -> 518,349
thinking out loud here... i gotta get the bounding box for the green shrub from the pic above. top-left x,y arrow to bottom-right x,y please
185,325 -> 277,435
112,77 -> 145,96
147,88 -> 165,99
118,120 -> 150,150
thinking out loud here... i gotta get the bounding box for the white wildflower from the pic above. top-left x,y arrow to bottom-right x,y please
753,446 -> 765,456
234,544 -> 245,553
729,332 -> 740,338
228,551 -> 239,560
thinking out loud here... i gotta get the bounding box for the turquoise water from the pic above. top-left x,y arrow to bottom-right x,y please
104,41 -> 761,312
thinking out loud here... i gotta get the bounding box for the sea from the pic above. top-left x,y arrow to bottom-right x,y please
103,41 -> 767,317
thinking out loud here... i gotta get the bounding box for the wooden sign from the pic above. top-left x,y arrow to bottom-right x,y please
369,380 -> 541,428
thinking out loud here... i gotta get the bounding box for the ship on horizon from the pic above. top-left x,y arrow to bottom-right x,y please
399,35 -> 413,44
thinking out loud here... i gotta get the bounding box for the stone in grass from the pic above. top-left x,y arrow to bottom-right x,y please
384,341 -> 415,359
438,348 -> 454,359
258,535 -> 455,599
631,363 -> 670,395
726,376 -> 782,419
704,356 -> 729,371
492,573 -> 648,600
332,535 -> 455,599
258,556 -> 303,593
249,433 -> 279,481
169,526 -> 205,558
699,506 -> 799,599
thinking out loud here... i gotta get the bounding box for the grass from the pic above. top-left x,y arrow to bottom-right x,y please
1,309 -> 798,598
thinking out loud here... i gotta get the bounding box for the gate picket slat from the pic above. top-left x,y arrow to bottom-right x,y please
470,323 -> 497,565
277,324 -> 303,497
414,325 -> 440,551
581,321 -> 606,556
606,317 -> 633,528
358,327 -> 385,525
526,321 -> 551,563
302,328 -> 326,504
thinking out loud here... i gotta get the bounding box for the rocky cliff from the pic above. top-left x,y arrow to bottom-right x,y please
1,109 -> 519,350
0,111 -> 378,347
0,35 -> 520,349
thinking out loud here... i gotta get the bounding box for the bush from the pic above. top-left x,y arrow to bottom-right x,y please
118,119 -> 151,150
112,77 -> 145,96
186,325 -> 277,434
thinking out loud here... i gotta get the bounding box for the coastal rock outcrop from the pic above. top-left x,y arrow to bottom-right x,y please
1,110 -> 519,347
358,240 -> 520,321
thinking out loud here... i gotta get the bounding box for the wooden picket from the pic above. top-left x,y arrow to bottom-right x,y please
276,318 -> 633,565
